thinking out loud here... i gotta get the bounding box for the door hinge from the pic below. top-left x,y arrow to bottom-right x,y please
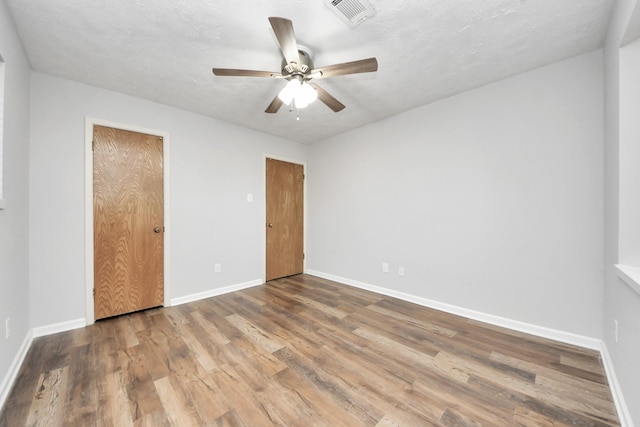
92,140 -> 95,151
92,288 -> 95,298
303,253 -> 305,260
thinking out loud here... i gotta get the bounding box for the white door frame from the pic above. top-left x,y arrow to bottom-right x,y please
263,154 -> 307,281
84,117 -> 171,324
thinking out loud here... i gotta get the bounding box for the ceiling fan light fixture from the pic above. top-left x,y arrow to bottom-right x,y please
278,78 -> 318,109
295,99 -> 309,109
278,78 -> 302,105
298,82 -> 318,106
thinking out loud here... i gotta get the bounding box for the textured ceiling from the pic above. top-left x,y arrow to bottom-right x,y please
6,0 -> 614,143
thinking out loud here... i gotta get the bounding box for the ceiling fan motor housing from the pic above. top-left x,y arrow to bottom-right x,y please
282,49 -> 314,77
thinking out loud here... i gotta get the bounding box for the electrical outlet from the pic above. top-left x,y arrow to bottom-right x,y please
614,319 -> 619,343
382,262 -> 389,273
398,267 -> 405,277
214,263 -> 221,273
5,318 -> 10,340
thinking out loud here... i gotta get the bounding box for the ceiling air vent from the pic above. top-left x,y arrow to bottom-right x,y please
325,0 -> 376,28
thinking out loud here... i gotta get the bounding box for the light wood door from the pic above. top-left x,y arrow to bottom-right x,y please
93,125 -> 164,320
266,158 -> 304,281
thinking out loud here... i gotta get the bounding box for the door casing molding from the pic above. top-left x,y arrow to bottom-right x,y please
263,154 -> 307,282
84,117 -> 171,324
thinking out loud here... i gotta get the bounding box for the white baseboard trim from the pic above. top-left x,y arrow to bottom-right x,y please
171,279 -> 263,306
0,330 -> 33,410
307,270 -> 601,350
600,343 -> 634,427
32,318 -> 87,338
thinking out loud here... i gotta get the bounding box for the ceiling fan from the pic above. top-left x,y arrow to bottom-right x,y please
212,17 -> 378,114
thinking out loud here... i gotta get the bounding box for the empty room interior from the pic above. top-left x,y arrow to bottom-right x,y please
1,0 -> 640,425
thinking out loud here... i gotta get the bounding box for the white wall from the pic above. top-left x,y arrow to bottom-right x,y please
618,36 -> 640,266
29,72 -> 308,328
604,0 -> 640,424
308,51 -> 604,338
0,0 -> 31,402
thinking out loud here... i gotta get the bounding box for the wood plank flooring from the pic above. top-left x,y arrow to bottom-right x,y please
0,274 -> 620,426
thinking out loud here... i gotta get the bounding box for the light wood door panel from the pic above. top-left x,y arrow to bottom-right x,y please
266,158 -> 304,281
93,125 -> 164,320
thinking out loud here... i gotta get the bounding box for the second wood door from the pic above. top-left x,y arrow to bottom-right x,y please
93,125 -> 164,320
266,158 -> 304,281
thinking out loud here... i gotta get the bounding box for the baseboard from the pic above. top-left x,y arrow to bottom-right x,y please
32,318 -> 87,338
600,343 -> 634,427
171,279 -> 263,306
307,270 -> 601,350
0,330 -> 33,410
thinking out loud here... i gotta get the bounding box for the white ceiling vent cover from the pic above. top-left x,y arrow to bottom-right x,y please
325,0 -> 376,28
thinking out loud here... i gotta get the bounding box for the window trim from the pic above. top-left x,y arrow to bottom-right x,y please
0,54 -> 5,209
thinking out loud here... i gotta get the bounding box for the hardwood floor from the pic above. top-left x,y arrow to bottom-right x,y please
0,274 -> 620,426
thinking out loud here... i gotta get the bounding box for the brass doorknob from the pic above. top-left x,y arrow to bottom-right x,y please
268,223 -> 273,228
154,227 -> 162,233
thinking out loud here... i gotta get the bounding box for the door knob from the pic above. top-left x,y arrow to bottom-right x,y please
154,227 -> 162,233
268,223 -> 273,228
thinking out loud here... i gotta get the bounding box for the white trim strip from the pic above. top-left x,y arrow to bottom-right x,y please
307,270 -> 602,350
600,342 -> 634,427
171,279 -> 263,306
0,330 -> 33,410
614,264 -> 640,298
32,318 -> 87,338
